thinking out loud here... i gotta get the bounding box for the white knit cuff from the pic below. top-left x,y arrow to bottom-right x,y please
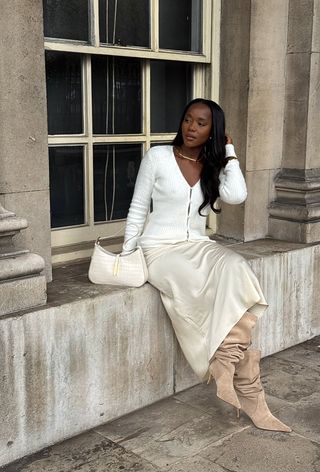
225,144 -> 237,158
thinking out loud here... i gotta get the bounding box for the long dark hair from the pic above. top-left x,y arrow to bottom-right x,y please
172,98 -> 226,216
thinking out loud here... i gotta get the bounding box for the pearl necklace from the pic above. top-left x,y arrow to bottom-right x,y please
174,147 -> 203,163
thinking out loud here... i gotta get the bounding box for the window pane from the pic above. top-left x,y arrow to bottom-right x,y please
43,0 -> 89,41
93,144 -> 141,222
49,147 -> 85,228
92,56 -> 141,134
99,0 -> 150,47
151,61 -> 192,133
159,0 -> 202,52
46,52 -> 83,135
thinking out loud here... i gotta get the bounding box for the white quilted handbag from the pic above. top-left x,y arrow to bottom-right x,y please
88,225 -> 148,287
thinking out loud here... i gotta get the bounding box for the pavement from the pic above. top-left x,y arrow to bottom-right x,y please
2,336 -> 320,472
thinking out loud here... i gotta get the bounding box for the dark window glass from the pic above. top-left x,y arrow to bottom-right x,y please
92,56 -> 141,134
93,144 -> 141,222
46,52 -> 83,135
99,0 -> 150,47
151,61 -> 192,133
159,0 -> 202,52
43,0 -> 89,41
49,147 -> 84,228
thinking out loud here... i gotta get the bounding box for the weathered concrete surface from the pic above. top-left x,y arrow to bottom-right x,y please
0,239 -> 319,467
3,336 -> 320,471
0,283 -> 174,467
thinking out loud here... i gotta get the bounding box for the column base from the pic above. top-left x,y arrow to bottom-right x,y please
269,168 -> 320,244
0,252 -> 47,316
0,274 -> 47,317
269,216 -> 320,244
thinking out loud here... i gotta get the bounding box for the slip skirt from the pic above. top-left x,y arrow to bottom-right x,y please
143,240 -> 268,381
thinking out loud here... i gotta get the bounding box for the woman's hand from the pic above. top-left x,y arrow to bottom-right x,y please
225,135 -> 233,144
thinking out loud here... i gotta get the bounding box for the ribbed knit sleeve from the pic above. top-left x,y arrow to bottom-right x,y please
122,150 -> 155,253
218,160 -> 247,204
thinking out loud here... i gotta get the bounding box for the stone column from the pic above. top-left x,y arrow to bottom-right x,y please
218,0 -> 289,242
0,0 -> 52,280
217,0 -> 251,240
269,0 -> 320,243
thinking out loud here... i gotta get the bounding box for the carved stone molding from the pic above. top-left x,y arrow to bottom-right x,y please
269,168 -> 320,243
0,203 -> 15,219
0,204 -> 46,316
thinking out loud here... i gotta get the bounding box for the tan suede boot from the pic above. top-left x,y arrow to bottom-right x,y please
234,350 -> 292,432
208,312 -> 257,409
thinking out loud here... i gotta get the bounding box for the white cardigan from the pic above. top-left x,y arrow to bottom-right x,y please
122,145 -> 247,252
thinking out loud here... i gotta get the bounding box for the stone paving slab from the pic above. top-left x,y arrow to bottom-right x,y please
276,391 -> 320,444
0,431 -> 160,472
125,413 -> 244,469
96,394 -> 244,469
199,428 -> 320,472
164,454 -> 226,471
260,355 -> 319,402
95,397 -> 206,451
273,342 -> 320,373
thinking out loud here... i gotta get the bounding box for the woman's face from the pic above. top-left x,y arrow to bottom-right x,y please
181,103 -> 212,149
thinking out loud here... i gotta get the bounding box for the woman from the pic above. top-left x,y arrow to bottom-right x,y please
122,98 -> 291,433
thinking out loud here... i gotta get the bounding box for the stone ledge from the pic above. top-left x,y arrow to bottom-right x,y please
0,239 -> 319,467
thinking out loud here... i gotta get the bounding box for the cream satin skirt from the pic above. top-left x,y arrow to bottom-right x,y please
143,240 -> 268,381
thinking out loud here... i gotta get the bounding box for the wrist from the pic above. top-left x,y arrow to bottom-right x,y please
225,144 -> 237,159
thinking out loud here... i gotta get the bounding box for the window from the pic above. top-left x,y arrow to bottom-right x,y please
159,0 -> 202,52
43,0 -> 213,263
43,0 -> 89,41
99,0 -> 150,47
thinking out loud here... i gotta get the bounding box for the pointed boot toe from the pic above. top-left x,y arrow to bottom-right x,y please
238,392 -> 292,432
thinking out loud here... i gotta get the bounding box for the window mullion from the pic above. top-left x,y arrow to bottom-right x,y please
144,60 -> 151,152
192,64 -> 205,98
151,0 -> 159,52
210,0 -> 221,100
90,0 -> 100,47
84,54 -> 94,228
203,0 -> 213,59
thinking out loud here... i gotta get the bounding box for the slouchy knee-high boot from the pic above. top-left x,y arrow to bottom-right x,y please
234,350 -> 291,432
208,312 -> 257,409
